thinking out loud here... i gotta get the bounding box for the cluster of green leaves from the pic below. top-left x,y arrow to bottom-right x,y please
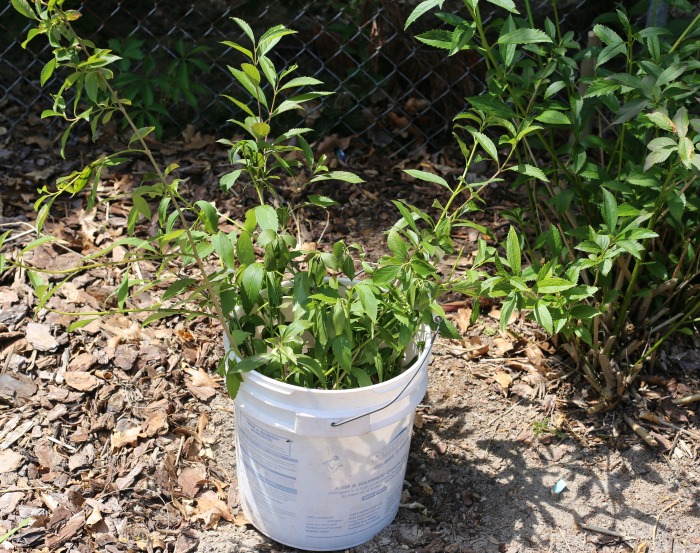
407,0 -> 700,411
13,0 -> 123,156
180,200 -> 462,397
9,4 -> 472,398
108,36 -> 210,137
216,18 -> 363,203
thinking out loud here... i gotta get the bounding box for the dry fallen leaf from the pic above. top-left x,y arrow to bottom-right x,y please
193,490 -> 236,528
461,336 -> 489,360
141,409 -> 169,438
492,336 -> 514,356
494,371 -> 513,393
185,367 -> 218,402
86,505 -> 103,526
524,343 -> 546,372
178,465 -> 207,499
456,307 -> 472,333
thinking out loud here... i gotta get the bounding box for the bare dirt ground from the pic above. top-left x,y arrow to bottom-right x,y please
0,124 -> 699,553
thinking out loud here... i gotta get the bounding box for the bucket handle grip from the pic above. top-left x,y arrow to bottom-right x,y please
330,317 -> 442,428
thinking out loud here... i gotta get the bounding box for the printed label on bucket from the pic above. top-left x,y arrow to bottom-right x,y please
236,409 -> 414,550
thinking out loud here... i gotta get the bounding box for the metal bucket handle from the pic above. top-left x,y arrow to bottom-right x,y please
330,316 -> 442,428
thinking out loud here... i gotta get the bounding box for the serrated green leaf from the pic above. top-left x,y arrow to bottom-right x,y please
241,62 -> 260,85
601,188 -> 618,231
405,0 -> 444,29
678,136 -> 694,168
309,170 -> 364,184
232,353 -> 273,374
415,29 -> 455,49
387,228 -> 409,261
353,282 -> 378,323
280,76 -> 324,90
231,17 -> 255,44
596,42 -> 627,68
497,28 -> 552,45
536,277 -> 575,294
116,272 -> 129,309
220,169 -> 242,191
404,169 -> 450,188
163,277 -> 196,301
535,110 -> 570,125
644,148 -> 674,171
213,232 -> 236,269
647,111 -> 674,131
593,24 -> 623,46
236,232 -> 255,266
68,318 -> 98,332
500,295 -> 517,332
506,226 -> 521,275
195,200 -> 219,232
254,205 -> 278,231
612,99 -> 648,125
241,262 -> 264,313
508,164 -> 548,182
583,79 -> 620,98
570,305 -> 599,320
372,265 -> 401,286
251,121 -> 270,139
306,195 -> 339,208
484,0 -> 519,13
128,126 -> 156,146
40,58 -> 57,86
350,366 -> 373,387
20,235 -> 57,256
544,81 -> 567,99
673,107 -> 689,138
332,335 -> 352,372
534,301 -> 553,333
472,131 -> 498,161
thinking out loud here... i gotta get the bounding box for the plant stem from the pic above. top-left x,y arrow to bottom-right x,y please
669,11 -> 700,54
96,76 -> 243,357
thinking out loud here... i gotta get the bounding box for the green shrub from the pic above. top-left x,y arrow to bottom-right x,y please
407,0 -> 700,412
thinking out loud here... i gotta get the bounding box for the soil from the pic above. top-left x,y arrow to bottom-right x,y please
0,121 -> 699,553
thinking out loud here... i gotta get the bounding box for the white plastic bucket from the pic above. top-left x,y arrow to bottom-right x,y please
231,327 -> 432,551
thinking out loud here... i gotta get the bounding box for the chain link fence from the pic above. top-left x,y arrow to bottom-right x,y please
1,0 -> 592,157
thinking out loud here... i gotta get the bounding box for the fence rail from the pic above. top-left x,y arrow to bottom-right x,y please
1,0 -> 588,156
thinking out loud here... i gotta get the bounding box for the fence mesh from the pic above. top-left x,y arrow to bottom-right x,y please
1,0 -> 589,157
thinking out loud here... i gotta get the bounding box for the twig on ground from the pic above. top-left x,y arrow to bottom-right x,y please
47,435 -> 77,451
673,393 -> 700,406
0,486 -> 53,495
577,522 -> 627,539
623,414 -> 658,447
558,528 -> 574,553
639,410 -> 700,441
653,498 -> 681,548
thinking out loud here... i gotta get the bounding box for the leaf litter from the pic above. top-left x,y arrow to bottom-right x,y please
0,120 -> 698,552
